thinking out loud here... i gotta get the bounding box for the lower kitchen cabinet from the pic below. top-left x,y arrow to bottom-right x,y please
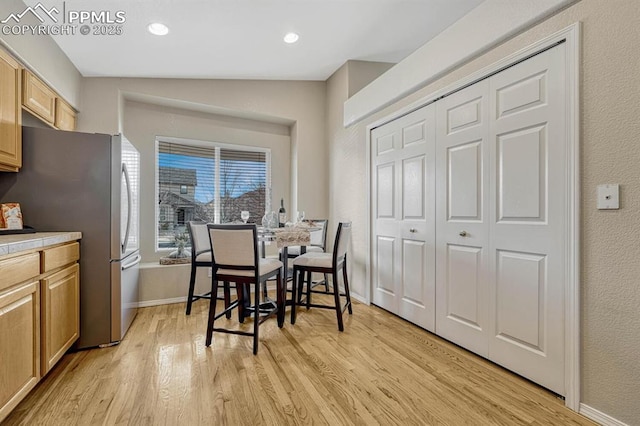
0,280 -> 40,422
0,236 -> 80,422
41,263 -> 79,375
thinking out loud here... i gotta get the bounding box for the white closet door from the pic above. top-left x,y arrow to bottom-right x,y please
435,80 -> 491,356
371,105 -> 436,331
488,44 -> 566,395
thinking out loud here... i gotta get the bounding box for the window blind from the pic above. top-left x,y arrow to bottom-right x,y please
156,141 -> 268,249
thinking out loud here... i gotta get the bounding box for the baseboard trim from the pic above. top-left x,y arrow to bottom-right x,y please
351,293 -> 367,304
579,403 -> 628,426
138,297 -> 186,308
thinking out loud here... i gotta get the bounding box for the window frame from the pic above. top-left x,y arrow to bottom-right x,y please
155,136 -> 272,252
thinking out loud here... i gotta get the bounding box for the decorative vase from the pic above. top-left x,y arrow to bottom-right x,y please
262,211 -> 278,229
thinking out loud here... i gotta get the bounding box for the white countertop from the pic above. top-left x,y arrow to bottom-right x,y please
0,232 -> 82,256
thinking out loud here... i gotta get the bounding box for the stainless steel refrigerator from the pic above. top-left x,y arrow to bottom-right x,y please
0,126 -> 141,349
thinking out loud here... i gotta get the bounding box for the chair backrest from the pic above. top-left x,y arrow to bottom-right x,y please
331,222 -> 352,265
188,221 -> 211,258
207,224 -> 258,272
307,219 -> 328,249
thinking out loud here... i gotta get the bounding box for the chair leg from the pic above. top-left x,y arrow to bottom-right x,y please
297,271 -> 305,304
291,267 -> 299,325
237,283 -> 245,323
253,281 -> 260,355
277,270 -> 284,328
324,273 -> 330,293
186,264 -> 197,315
343,263 -> 353,315
263,278 -> 269,299
205,278 -> 220,346
332,269 -> 344,332
305,270 -> 312,310
223,281 -> 231,319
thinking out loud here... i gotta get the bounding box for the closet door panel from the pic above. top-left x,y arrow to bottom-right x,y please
372,105 -> 436,331
436,81 -> 490,356
372,125 -> 400,313
488,44 -> 566,395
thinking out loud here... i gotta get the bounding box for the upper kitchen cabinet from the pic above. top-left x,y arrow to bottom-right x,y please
22,69 -> 76,132
0,48 -> 22,172
22,70 -> 56,125
55,98 -> 76,131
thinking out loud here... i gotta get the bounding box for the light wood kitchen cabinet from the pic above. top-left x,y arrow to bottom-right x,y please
0,252 -> 40,291
0,47 -> 22,172
0,238 -> 80,422
22,69 -> 56,125
40,242 -> 80,374
22,69 -> 77,131
54,98 -> 77,131
0,280 -> 40,422
41,242 -> 79,272
41,263 -> 79,375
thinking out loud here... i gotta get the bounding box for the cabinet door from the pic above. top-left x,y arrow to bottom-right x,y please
0,49 -> 22,172
0,281 -> 40,423
22,69 -> 56,125
41,263 -> 80,375
55,98 -> 76,131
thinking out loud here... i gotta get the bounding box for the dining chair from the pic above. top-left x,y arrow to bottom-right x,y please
290,221 -> 353,331
205,223 -> 284,355
280,219 -> 330,292
186,221 -> 235,316
281,219 -> 328,256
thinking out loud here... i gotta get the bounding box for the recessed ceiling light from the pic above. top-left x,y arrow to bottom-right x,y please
148,23 -> 169,36
283,32 -> 299,44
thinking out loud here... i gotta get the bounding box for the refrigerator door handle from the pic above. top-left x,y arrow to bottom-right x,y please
121,254 -> 142,271
121,162 -> 132,255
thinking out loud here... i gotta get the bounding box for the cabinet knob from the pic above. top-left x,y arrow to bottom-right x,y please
409,228 -> 417,233
459,230 -> 468,237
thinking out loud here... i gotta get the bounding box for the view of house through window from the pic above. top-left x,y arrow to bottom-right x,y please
157,139 -> 270,249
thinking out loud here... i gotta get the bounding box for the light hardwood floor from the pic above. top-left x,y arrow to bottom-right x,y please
4,296 -> 595,425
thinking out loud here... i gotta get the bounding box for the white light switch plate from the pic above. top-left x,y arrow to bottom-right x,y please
597,184 -> 619,209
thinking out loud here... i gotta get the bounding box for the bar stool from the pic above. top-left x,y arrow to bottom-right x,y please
186,221 -> 232,315
280,219 -> 329,292
205,224 -> 284,355
290,222 -> 353,331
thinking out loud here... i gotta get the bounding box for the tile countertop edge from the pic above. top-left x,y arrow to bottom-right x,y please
0,231 -> 82,255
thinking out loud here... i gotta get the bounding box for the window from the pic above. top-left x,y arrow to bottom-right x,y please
156,139 -> 270,250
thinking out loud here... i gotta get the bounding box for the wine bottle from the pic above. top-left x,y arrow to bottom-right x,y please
278,198 -> 286,227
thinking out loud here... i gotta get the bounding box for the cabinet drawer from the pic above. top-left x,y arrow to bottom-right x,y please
0,253 -> 40,293
22,70 -> 56,124
41,243 -> 79,273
